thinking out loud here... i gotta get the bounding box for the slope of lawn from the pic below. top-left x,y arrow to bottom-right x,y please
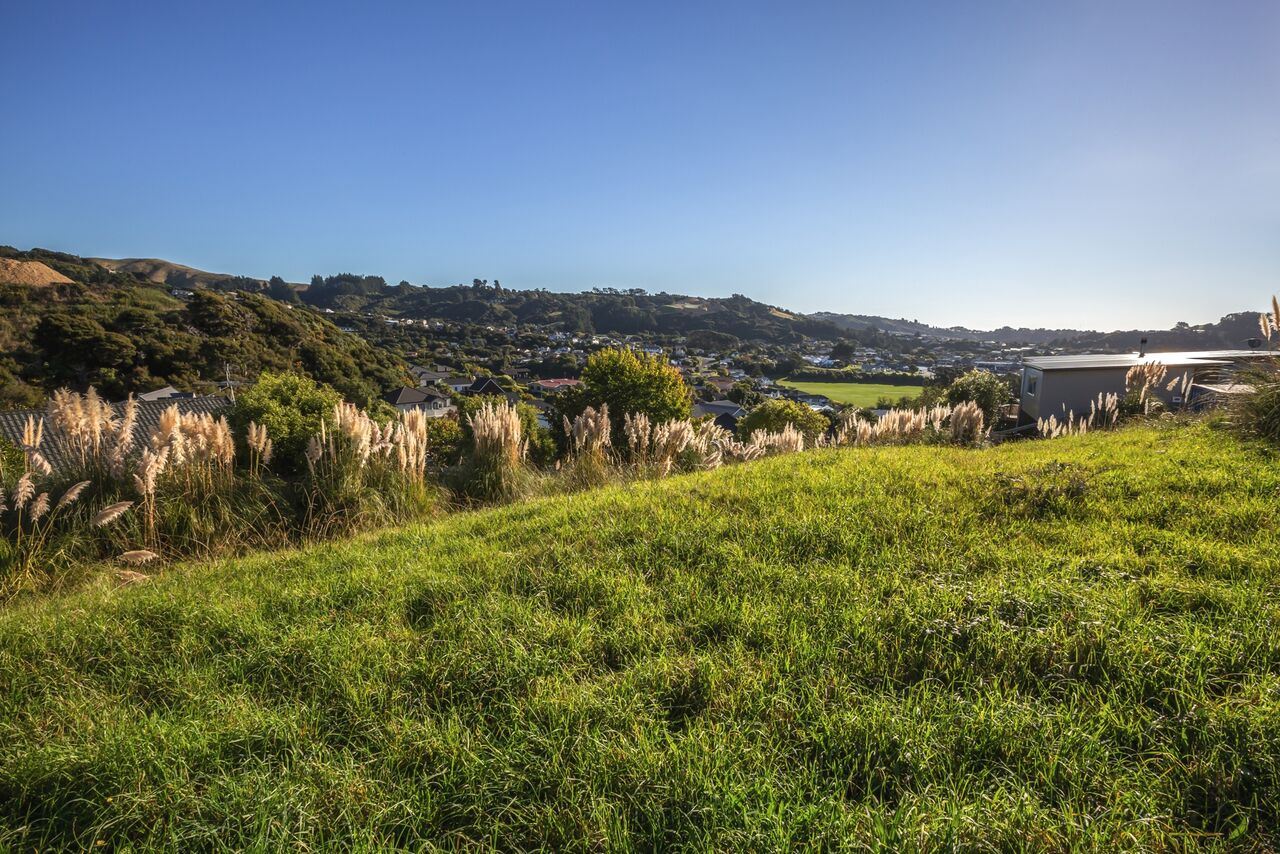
777,378 -> 921,406
2,421 -> 1280,849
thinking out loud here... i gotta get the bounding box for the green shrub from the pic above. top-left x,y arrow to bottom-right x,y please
1229,362 -> 1280,444
551,348 -> 691,445
945,369 -> 1012,425
737,398 -> 827,440
231,372 -> 341,471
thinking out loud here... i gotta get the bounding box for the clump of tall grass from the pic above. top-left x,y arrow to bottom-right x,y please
1037,391 -> 1126,440
44,388 -> 138,482
1125,362 -> 1167,415
1228,294 -> 1280,443
751,424 -> 805,456
827,404 -> 987,448
948,400 -> 985,444
460,400 -> 530,503
624,413 -> 709,476
561,405 -> 615,489
303,403 -> 437,535
0,469 -> 134,597
246,421 -> 273,478
1090,392 -> 1120,429
683,421 -> 727,470
1037,412 -> 1090,439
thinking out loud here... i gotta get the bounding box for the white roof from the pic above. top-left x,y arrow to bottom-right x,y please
1023,350 -> 1265,371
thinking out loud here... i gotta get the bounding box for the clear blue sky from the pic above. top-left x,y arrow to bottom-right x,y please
2,1 -> 1276,330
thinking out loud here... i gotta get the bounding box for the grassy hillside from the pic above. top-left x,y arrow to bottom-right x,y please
1,423 -> 1278,849
0,247 -> 409,407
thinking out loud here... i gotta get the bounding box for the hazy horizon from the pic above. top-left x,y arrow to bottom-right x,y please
3,1 -> 1277,330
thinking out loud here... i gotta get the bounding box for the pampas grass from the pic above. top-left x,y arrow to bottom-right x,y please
1125,362 -> 1167,414
562,405 -> 615,489
751,424 -> 805,456
302,403 -> 438,535
0,481 -> 132,598
460,401 -> 531,503
949,400 -> 986,445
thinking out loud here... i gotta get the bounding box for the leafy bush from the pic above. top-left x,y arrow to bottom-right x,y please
737,398 -> 828,440
551,348 -> 691,445
945,369 -> 1012,425
1230,364 -> 1280,444
231,372 -> 341,471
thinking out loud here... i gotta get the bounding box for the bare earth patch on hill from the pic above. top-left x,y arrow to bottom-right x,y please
0,258 -> 72,286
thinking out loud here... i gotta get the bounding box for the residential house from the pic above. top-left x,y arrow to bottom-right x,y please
137,385 -> 195,402
408,365 -> 450,387
466,377 -> 507,397
1019,350 -> 1268,422
529,378 -> 582,396
692,399 -> 747,432
383,387 -> 457,418
443,375 -> 475,394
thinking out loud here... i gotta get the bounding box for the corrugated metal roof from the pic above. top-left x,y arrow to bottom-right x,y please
1023,350 -> 1266,371
0,396 -> 231,473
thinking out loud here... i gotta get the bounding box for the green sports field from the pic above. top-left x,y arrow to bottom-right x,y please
777,378 -> 922,406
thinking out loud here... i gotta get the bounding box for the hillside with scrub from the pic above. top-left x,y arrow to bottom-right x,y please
1,421 -> 1279,848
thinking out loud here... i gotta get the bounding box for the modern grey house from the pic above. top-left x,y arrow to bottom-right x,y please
1019,350 -> 1266,421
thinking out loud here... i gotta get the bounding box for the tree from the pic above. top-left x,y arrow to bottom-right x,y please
736,398 -> 828,440
268,275 -> 300,303
944,369 -> 1012,424
231,371 -> 341,471
726,381 -> 763,408
551,348 -> 691,442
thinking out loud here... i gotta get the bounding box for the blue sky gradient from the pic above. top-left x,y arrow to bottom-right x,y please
2,1 -> 1277,329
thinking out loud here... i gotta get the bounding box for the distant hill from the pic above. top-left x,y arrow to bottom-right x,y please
0,246 -> 408,409
810,312 -> 1086,344
88,257 -> 268,291
810,310 -> 1266,351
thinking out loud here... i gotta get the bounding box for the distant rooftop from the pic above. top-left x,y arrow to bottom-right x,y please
1023,350 -> 1267,371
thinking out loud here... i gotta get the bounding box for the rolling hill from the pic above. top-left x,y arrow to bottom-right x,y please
0,422 -> 1277,848
0,247 -> 409,407
88,257 -> 268,290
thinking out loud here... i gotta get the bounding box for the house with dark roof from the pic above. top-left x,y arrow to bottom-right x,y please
383,387 -> 457,418
408,365 -> 451,387
137,385 -> 195,402
692,399 -> 747,431
466,377 -> 507,397
443,375 -> 474,393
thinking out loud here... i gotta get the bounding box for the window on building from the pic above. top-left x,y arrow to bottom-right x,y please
1025,376 -> 1037,397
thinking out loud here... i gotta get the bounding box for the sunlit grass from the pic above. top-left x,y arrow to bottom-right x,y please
777,379 -> 922,406
1,421 -> 1278,849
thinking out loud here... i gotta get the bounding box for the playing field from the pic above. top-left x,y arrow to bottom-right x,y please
777,379 -> 922,406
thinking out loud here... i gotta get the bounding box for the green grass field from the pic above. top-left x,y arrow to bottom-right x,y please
2,422 -> 1279,849
777,378 -> 922,406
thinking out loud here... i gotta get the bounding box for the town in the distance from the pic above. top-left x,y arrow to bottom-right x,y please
0,246 -> 1268,442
